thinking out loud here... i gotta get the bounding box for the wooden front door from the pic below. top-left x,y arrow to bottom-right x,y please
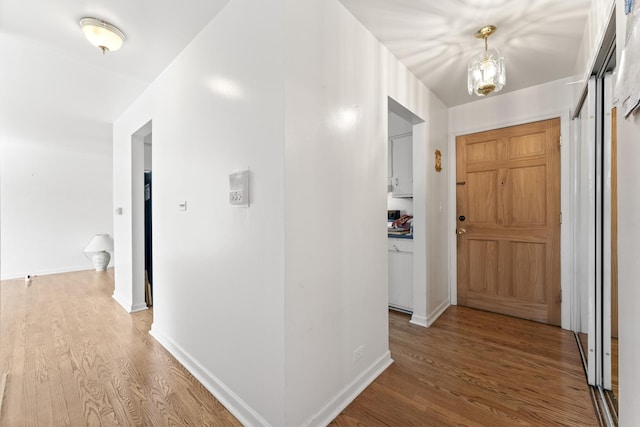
456,118 -> 561,325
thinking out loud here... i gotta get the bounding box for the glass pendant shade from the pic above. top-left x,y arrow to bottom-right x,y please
468,47 -> 505,96
467,25 -> 506,97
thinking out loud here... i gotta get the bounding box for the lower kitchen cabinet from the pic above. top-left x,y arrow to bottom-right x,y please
388,238 -> 413,312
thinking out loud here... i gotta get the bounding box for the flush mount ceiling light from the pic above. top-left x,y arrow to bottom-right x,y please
467,25 -> 506,97
80,17 -> 125,54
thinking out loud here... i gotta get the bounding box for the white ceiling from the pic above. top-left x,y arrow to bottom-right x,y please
0,0 -> 230,85
0,0 -> 229,148
339,0 -> 591,106
0,0 -> 591,144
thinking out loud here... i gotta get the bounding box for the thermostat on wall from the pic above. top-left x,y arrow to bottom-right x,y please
229,169 -> 250,207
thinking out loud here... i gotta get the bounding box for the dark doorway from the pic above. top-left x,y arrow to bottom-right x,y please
144,171 -> 153,306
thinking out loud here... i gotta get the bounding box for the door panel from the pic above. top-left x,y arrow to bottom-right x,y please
508,132 -> 546,159
511,242 -> 546,302
467,139 -> 499,162
467,171 -> 497,223
468,240 -> 499,293
456,118 -> 561,325
509,166 -> 546,226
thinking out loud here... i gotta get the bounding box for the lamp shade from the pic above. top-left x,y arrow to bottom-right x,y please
84,234 -> 114,253
80,17 -> 125,53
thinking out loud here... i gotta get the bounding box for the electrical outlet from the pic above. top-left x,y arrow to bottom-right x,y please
353,345 -> 365,363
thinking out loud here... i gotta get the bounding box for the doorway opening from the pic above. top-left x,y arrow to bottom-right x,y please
143,136 -> 153,308
127,120 -> 152,313
386,97 -> 427,326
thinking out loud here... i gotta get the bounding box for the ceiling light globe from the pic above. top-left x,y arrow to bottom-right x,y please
80,18 -> 125,53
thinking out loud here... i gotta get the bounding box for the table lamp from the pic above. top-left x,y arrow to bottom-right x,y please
84,234 -> 114,271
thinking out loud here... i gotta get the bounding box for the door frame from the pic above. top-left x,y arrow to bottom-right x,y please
387,97 -> 429,327
112,119 -> 152,313
448,108 -> 574,330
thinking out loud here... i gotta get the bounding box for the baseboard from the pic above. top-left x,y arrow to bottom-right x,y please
148,327 -> 393,427
130,302 -> 148,313
1,265 -> 93,281
112,292 -> 132,312
112,292 -> 148,314
410,314 -> 428,327
410,299 -> 450,328
426,299 -> 450,326
306,351 -> 393,427
149,324 -> 271,427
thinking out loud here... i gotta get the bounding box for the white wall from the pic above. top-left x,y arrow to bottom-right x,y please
283,2 -> 389,424
113,0 -> 286,424
0,139 -> 113,279
0,34 -> 116,280
114,0 -> 449,425
615,0 -> 640,424
448,77 -> 574,330
387,196 -> 413,216
283,1 -> 448,424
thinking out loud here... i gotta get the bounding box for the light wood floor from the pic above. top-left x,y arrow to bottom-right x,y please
0,270 -> 240,426
1,271 -> 598,426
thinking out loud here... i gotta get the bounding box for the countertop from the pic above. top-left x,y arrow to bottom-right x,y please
388,233 -> 413,239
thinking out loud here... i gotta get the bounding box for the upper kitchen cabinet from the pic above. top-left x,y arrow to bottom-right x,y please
389,133 -> 413,198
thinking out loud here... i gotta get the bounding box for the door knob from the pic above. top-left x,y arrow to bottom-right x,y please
456,228 -> 466,235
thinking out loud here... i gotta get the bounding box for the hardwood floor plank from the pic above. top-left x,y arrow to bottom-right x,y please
57,357 -> 89,427
0,272 -> 242,427
43,306 -> 73,427
1,304 -> 25,426
22,312 -> 41,427
2,272 -> 597,426
332,309 -> 598,427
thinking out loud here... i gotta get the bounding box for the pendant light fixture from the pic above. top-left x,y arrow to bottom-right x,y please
467,25 -> 505,97
80,17 -> 125,54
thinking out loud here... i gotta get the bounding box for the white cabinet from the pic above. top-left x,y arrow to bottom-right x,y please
388,238 -> 413,312
389,134 -> 413,197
